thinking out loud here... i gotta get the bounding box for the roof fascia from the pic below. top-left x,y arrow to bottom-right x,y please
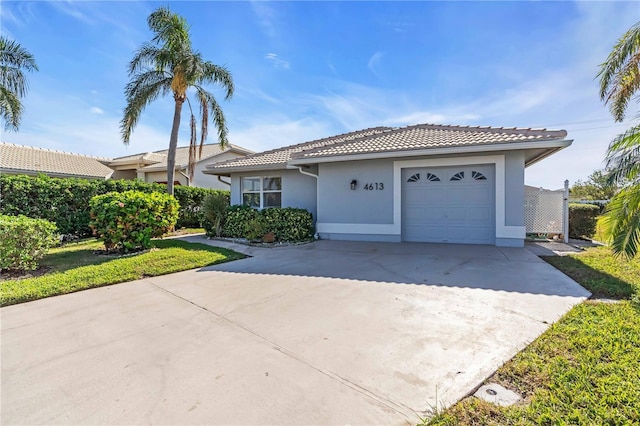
288,139 -> 573,165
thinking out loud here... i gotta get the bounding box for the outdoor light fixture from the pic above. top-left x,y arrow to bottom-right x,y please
350,179 -> 357,190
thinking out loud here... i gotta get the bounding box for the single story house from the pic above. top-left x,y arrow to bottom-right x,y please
109,143 -> 253,190
0,142 -> 114,180
204,123 -> 572,248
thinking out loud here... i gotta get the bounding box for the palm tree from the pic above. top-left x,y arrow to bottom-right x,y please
121,6 -> 234,195
597,21 -> 640,258
0,36 -> 38,131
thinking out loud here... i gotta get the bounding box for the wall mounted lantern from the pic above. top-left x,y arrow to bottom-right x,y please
350,179 -> 357,190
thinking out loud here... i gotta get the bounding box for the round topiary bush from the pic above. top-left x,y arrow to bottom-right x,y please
89,190 -> 179,252
0,214 -> 59,271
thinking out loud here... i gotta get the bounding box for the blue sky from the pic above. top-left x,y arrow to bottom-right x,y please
1,1 -> 639,188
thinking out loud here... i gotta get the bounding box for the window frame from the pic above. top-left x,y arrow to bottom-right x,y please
241,175 -> 282,209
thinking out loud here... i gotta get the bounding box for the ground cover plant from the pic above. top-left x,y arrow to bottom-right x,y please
0,239 -> 244,306
425,247 -> 639,426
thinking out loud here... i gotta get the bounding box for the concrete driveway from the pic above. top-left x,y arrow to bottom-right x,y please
1,239 -> 590,425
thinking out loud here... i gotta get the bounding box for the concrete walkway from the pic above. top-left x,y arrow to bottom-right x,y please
1,239 -> 590,425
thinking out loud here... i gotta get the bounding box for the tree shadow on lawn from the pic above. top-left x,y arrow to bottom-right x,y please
542,255 -> 637,299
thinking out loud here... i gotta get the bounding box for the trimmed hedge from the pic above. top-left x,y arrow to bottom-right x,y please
222,205 -> 260,238
220,205 -> 314,242
569,203 -> 600,239
90,191 -> 179,252
0,214 -> 59,271
0,174 -> 228,236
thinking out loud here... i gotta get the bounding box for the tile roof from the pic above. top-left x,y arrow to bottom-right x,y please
205,127 -> 392,171
0,142 -> 113,179
292,123 -> 568,160
110,143 -> 253,171
137,144 -> 252,171
205,123 -> 568,172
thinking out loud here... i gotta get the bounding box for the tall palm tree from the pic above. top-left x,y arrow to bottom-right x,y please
121,6 -> 234,195
0,36 -> 38,131
597,21 -> 640,258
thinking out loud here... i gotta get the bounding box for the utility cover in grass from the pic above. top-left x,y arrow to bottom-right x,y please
473,383 -> 521,406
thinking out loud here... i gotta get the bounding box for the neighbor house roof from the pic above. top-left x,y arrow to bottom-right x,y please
110,143 -> 254,172
204,123 -> 570,174
203,127 -> 392,173
0,142 -> 114,179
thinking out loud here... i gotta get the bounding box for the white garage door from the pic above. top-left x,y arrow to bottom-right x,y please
401,165 -> 495,244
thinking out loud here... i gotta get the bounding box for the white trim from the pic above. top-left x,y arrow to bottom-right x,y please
241,175 -> 282,209
289,139 -> 572,165
317,154 -> 525,242
316,223 -> 398,234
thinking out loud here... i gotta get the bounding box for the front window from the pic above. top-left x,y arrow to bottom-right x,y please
242,176 -> 281,209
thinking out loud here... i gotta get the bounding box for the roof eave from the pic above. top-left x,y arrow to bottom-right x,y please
288,138 -> 573,165
0,167 -> 113,180
203,163 -> 288,175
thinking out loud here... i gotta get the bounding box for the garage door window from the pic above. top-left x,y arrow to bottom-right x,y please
472,171 -> 487,180
242,176 -> 282,209
406,172 -> 440,183
450,171 -> 465,181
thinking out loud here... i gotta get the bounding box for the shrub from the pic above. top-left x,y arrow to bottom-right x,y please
261,207 -> 314,242
174,186 -> 229,229
89,191 -> 179,252
221,205 -> 314,242
222,205 -> 260,238
0,215 -> 59,271
0,174 -> 228,236
569,203 -> 600,239
202,192 -> 230,237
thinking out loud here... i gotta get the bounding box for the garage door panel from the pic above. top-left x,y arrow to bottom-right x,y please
426,188 -> 447,202
403,225 -> 445,242
402,165 -> 495,244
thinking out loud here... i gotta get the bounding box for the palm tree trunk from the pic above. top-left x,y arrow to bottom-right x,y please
167,98 -> 183,195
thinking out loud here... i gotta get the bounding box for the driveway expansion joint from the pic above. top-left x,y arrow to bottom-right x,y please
146,279 -> 419,421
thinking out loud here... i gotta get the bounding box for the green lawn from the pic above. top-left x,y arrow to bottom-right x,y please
425,247 -> 640,426
0,239 -> 244,307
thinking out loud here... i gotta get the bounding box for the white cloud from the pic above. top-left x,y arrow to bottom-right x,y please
251,1 -> 278,39
264,53 -> 290,69
367,51 -> 384,77
90,107 -> 104,115
228,116 -> 333,153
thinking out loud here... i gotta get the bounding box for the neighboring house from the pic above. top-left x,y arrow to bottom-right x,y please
109,143 -> 253,190
0,142 -> 113,180
203,123 -> 572,247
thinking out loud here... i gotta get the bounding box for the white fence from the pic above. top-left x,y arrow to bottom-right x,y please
524,181 -> 569,242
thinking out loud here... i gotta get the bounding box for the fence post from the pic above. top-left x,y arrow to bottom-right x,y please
563,180 -> 569,243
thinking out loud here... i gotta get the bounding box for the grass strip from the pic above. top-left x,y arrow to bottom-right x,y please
1,239 -> 244,306
543,246 -> 639,299
426,247 -> 640,425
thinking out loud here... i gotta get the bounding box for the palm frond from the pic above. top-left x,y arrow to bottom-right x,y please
605,124 -> 640,185
147,7 -> 191,52
0,86 -> 22,131
199,62 -> 234,99
597,22 -> 640,121
600,185 -> 640,259
1,65 -> 28,97
195,86 -> 228,148
121,71 -> 172,144
0,36 -> 38,71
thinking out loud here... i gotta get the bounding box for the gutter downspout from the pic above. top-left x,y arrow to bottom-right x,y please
296,166 -> 320,239
217,176 -> 231,186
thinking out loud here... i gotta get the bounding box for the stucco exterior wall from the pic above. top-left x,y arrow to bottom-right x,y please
317,159 -> 394,224
144,171 -> 188,186
110,170 -> 137,180
230,168 -> 317,219
315,151 -> 526,246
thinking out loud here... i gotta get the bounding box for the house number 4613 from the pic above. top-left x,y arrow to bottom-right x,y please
363,183 -> 384,190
